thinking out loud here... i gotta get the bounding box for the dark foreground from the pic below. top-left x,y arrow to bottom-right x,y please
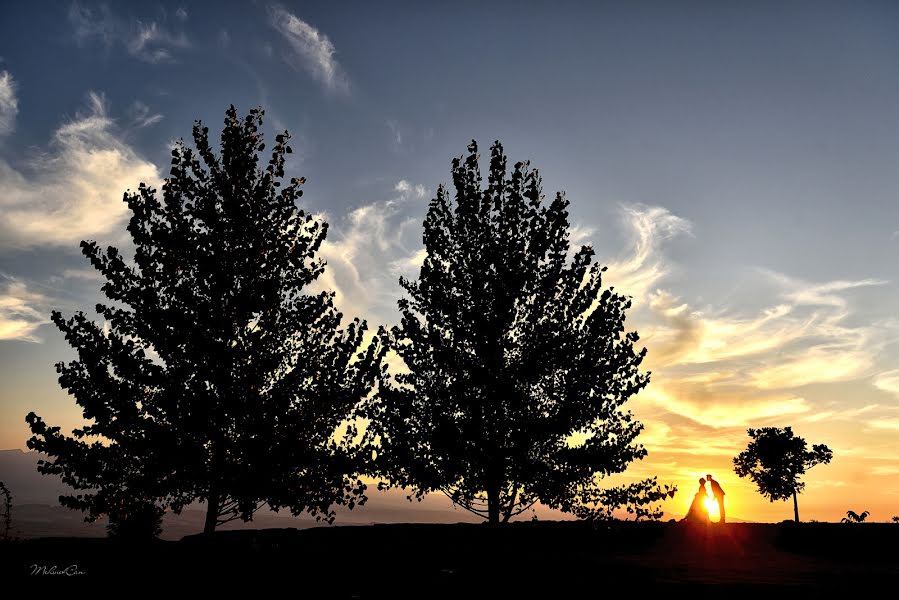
2,521 -> 897,592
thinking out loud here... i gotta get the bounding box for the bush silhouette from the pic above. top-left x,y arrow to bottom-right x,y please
107,498 -> 164,540
841,510 -> 870,523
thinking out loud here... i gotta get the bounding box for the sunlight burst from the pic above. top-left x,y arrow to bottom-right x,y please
704,496 -> 720,520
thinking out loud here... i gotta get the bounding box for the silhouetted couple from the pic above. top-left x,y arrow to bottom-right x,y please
683,474 -> 725,524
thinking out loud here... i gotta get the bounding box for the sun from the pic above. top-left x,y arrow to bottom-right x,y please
704,496 -> 720,520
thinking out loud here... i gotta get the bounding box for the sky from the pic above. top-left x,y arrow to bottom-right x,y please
1,0 -> 899,523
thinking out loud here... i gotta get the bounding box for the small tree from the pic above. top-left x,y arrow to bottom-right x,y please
26,106 -> 386,534
0,481 -> 11,541
365,141 -> 673,524
733,426 -> 832,523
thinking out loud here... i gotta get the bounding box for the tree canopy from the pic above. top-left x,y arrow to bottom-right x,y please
364,141 -> 673,523
733,426 -> 833,523
26,106 -> 386,534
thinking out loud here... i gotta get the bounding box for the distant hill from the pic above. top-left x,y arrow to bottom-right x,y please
5,449 -> 767,537
0,448 -> 573,539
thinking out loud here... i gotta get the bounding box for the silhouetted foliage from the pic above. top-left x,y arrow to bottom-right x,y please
0,481 -> 11,541
892,516 -> 899,523
107,497 -> 164,540
840,510 -> 870,523
364,141 -> 674,524
733,427 -> 832,523
26,106 -> 387,534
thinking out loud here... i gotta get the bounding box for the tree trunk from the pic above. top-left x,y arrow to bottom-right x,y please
502,487 -> 519,523
487,483 -> 500,525
204,488 -> 219,535
792,490 -> 799,523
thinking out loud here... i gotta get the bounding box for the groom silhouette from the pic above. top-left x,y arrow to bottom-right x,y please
707,474 -> 725,523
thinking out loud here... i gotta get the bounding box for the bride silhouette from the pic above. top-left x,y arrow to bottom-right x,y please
683,477 -> 711,523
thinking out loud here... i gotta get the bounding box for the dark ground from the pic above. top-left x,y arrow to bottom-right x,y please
2,521 -> 897,592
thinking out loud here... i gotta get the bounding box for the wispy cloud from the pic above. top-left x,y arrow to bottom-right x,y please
868,418 -> 899,432
0,91 -> 160,248
602,204 -> 692,302
312,180 -> 429,325
386,120 -> 404,152
563,203 -> 895,435
0,70 -> 17,136
268,5 -> 349,94
127,100 -> 163,128
0,278 -> 47,342
873,369 -> 899,397
128,20 -> 190,64
68,2 -> 190,64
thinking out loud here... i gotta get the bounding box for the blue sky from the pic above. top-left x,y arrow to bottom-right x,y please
2,1 -> 899,520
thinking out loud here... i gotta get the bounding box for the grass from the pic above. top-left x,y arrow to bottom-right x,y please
2,520 -> 897,591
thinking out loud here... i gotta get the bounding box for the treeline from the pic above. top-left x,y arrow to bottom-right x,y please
25,107 -> 673,537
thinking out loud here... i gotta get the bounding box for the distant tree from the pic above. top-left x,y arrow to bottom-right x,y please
840,510 -> 870,523
365,141 -> 674,524
26,106 -> 386,535
0,481 -> 11,541
733,426 -> 833,523
891,515 -> 899,523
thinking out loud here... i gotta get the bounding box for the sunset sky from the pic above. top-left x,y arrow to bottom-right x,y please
2,1 -> 899,523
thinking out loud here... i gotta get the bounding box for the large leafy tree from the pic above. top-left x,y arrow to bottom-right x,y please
365,141 -> 673,524
733,426 -> 833,523
26,106 -> 386,534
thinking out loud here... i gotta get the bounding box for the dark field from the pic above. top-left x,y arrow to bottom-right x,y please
2,521 -> 897,592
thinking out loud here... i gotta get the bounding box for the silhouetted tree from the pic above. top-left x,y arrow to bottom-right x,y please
841,510 -> 870,523
0,481 -> 11,541
26,106 -> 386,535
891,515 -> 899,523
733,426 -> 832,523
365,141 -> 674,524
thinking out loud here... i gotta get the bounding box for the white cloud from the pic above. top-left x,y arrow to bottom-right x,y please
394,179 -> 427,198
312,181 -> 429,325
602,204 -> 692,302
874,370 -> 899,397
68,2 -> 189,64
268,5 -> 349,94
0,92 -> 160,248
0,279 -> 47,342
0,70 -> 17,136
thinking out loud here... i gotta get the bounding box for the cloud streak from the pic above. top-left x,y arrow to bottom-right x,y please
0,278 -> 47,342
68,2 -> 190,64
268,5 -> 349,94
0,71 -> 17,136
